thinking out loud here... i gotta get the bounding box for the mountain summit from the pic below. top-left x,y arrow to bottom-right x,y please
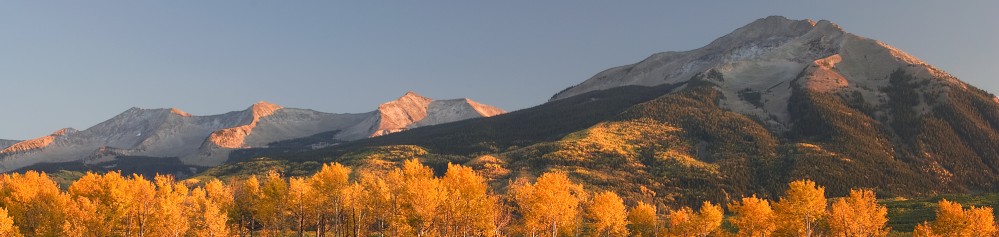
551,16 -> 945,131
0,92 -> 503,172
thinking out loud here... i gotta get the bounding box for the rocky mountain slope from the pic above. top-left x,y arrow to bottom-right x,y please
0,92 -> 503,172
214,16 -> 999,207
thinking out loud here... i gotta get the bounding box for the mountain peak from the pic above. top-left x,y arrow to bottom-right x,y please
400,91 -> 430,100
170,108 -> 192,117
51,127 -> 77,136
249,101 -> 282,118
705,16 -> 819,48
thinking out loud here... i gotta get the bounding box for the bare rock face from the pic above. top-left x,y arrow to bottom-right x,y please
374,92 -> 435,136
206,102 -> 283,149
0,93 -> 504,171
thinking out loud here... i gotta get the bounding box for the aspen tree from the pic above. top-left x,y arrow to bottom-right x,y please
774,180 -> 826,237
512,171 -> 585,237
626,202 -> 657,237
828,189 -> 889,237
729,195 -> 776,237
585,191 -> 629,237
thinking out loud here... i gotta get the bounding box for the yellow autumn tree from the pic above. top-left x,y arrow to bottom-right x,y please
729,195 -> 776,237
0,171 -> 69,236
913,199 -> 997,237
358,172 -> 393,236
309,162 -> 352,236
126,175 -> 156,236
189,187 -> 230,237
399,159 -> 446,236
287,177 -> 317,237
232,175 -> 262,236
512,171 -> 585,237
62,195 -> 103,237
774,180 -> 826,237
66,171 -> 131,236
202,178 -> 234,235
0,207 -> 20,237
585,191 -> 629,237
440,163 -> 498,237
258,170 -> 289,236
828,189 -> 889,237
626,202 -> 657,237
147,175 -> 190,237
384,168 -> 416,236
697,202 -> 724,236
342,183 -> 372,237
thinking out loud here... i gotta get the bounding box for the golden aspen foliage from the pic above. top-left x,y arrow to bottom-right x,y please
189,187 -> 230,237
258,170 -> 289,236
201,178 -> 233,236
626,202 -> 658,237
512,171 -> 585,237
440,163 -> 498,237
965,206 -> 997,236
341,183 -> 371,237
665,202 -> 723,237
0,207 -> 20,237
308,162 -> 351,236
913,199 -> 997,237
911,222 -> 938,237
287,177 -> 316,237
61,195 -> 100,237
126,175 -> 156,236
0,171 -> 69,236
585,191 -> 629,237
828,189 -> 889,237
358,172 -> 393,236
203,178 -> 234,215
728,195 -> 776,237
200,198 -> 230,237
693,201 -> 724,236
774,180 -> 826,237
231,175 -> 262,236
384,168 -> 416,236
665,206 -> 696,236
400,159 -> 446,236
66,171 -> 131,236
148,175 -> 190,237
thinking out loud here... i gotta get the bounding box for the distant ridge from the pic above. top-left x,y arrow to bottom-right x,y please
0,92 -> 503,171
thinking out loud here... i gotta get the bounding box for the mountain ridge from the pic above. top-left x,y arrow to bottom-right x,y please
0,92 -> 503,172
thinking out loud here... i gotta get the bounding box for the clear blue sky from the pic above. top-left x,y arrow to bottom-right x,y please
1,1 -> 996,140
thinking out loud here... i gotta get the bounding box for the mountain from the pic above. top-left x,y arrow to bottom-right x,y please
210,16 -> 999,207
0,92 -> 503,173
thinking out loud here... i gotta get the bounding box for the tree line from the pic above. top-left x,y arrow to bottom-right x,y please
0,160 -> 995,237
